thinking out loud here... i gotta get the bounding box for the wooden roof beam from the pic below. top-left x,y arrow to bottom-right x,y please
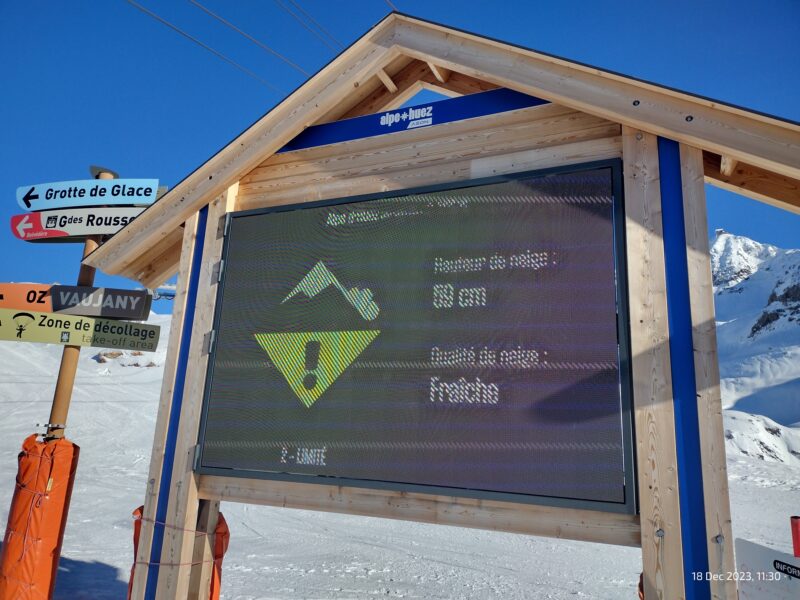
391,15 -> 800,180
719,154 -> 737,177
341,59 -> 432,119
343,59 -> 501,119
426,61 -> 450,83
376,68 -> 398,93
703,151 -> 800,214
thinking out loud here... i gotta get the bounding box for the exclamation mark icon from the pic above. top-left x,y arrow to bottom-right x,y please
303,340 -> 321,390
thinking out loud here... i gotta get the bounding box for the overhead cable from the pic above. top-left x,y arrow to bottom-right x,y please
273,0 -> 338,52
125,0 -> 284,93
188,0 -> 311,76
286,0 -> 343,48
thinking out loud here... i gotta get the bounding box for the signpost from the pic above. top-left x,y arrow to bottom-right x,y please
10,207 -> 145,241
0,168 -> 166,598
0,307 -> 159,351
16,178 -> 158,211
0,283 -> 152,320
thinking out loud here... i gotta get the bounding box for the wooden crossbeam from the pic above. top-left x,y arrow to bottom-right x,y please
376,68 -> 398,93
342,59 -> 498,119
703,151 -> 800,214
426,61 -> 450,83
719,154 -> 737,176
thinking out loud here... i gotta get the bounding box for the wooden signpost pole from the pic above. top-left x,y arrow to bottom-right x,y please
45,169 -> 112,441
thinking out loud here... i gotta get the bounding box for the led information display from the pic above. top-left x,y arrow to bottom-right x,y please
198,162 -> 635,512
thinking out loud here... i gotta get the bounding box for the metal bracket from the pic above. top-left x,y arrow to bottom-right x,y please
218,212 -> 232,239
202,330 -> 216,355
192,444 -> 202,471
212,259 -> 225,284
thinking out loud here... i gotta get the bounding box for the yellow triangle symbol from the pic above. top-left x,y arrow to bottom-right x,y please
254,330 -> 380,407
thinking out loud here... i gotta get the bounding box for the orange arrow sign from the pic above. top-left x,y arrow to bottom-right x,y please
0,284 -> 53,312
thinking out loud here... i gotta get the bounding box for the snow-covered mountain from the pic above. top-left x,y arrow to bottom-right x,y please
0,233 -> 798,598
710,230 -> 800,469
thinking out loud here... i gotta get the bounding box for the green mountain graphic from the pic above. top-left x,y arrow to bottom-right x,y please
255,330 -> 379,407
282,261 -> 379,321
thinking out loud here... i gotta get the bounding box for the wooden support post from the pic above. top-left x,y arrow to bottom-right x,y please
155,184 -> 237,598
680,144 -> 737,599
130,212 -> 203,599
188,499 -> 221,598
622,127 -> 685,600
46,169 -> 113,440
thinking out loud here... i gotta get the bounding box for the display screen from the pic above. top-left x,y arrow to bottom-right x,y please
197,161 -> 635,512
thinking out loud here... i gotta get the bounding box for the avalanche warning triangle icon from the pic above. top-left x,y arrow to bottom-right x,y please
255,330 -> 380,407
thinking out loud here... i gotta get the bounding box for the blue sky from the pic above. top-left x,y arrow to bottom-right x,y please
1,0 -> 798,309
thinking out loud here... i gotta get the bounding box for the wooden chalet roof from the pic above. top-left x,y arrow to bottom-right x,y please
83,12 -> 800,286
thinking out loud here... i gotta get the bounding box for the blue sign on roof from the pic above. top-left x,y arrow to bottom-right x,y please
279,88 -> 548,153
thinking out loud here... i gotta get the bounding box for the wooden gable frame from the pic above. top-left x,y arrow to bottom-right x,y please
84,12 -> 800,287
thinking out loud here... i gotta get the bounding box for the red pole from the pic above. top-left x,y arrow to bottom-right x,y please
792,516 -> 800,558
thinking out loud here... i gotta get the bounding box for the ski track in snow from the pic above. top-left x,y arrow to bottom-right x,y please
0,229 -> 799,599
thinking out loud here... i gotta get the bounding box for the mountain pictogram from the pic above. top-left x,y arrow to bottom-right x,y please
282,261 -> 379,321
256,262 -> 380,407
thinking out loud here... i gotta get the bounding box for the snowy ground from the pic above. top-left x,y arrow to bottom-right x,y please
0,314 -> 797,599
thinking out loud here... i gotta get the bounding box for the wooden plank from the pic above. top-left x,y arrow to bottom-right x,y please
130,213 -> 200,600
376,68 -> 398,93
188,500 -> 220,600
703,151 -> 800,214
156,184 -> 238,598
83,21 -> 399,276
680,144 -> 737,600
237,136 -> 621,211
426,61 -> 450,83
246,103 -> 581,175
420,70 -> 498,96
719,155 -> 737,177
124,227 -> 184,285
392,17 -> 800,180
138,237 -> 185,290
622,127 -> 685,600
239,113 -> 618,195
197,475 -> 641,548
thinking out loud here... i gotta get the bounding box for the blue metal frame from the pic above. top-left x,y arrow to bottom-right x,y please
658,137 -> 710,599
144,206 -> 208,599
278,88 -> 548,153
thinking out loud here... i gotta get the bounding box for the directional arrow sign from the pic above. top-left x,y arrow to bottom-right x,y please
10,207 -> 144,242
16,178 -> 158,211
15,214 -> 33,238
21,187 -> 39,208
0,308 -> 159,351
0,284 -> 152,320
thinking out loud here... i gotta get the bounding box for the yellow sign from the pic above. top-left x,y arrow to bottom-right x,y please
0,308 -> 160,352
255,330 -> 379,408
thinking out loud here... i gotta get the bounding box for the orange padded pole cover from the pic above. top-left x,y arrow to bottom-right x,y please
0,434 -> 80,599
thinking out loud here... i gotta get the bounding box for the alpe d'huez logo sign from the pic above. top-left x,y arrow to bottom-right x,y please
254,262 -> 380,408
379,105 -> 434,130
